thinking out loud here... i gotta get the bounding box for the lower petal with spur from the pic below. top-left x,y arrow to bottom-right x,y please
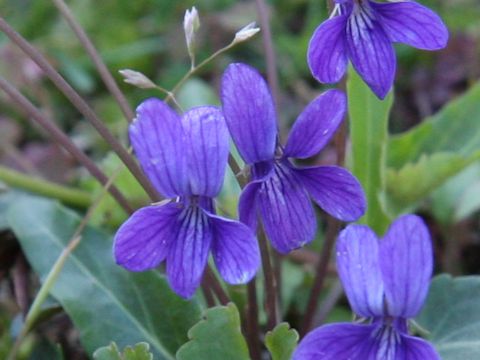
166,206 -> 212,298
296,165 -> 366,222
113,203 -> 182,271
208,213 -> 260,284
293,323 -> 379,360
257,163 -> 316,254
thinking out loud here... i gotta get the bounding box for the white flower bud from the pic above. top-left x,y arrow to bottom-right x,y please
233,22 -> 260,44
118,69 -> 156,89
184,7 -> 200,60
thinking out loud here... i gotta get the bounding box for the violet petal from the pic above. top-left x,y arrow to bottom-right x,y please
336,224 -> 384,317
293,323 -> 379,360
166,206 -> 212,298
208,213 -> 260,284
257,163 -> 316,254
238,180 -> 261,231
221,63 -> 277,164
182,106 -> 229,197
372,0 -> 448,50
130,98 -> 188,197
380,214 -> 433,318
346,8 -> 396,99
308,15 -> 349,84
114,203 -> 182,271
284,90 -> 346,159
398,333 -> 441,360
296,165 -> 366,221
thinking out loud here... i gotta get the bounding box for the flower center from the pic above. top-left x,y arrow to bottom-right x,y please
373,323 -> 400,360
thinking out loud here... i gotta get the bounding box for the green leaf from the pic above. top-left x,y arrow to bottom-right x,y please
385,153 -> 479,214
93,342 -> 153,360
388,82 -> 480,167
7,197 -> 201,359
81,152 -> 149,227
385,82 -> 480,214
265,323 -> 299,360
347,67 -> 394,234
176,303 -> 250,360
417,275 -> 480,359
177,78 -> 219,110
431,162 -> 480,224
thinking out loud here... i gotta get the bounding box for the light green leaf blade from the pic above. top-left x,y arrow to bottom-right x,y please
82,152 -> 149,227
94,342 -> 153,360
416,275 -> 480,359
347,67 -> 394,234
7,197 -> 201,359
455,180 -> 480,221
385,81 -> 480,214
177,78 -> 219,110
265,323 -> 299,360
431,162 -> 480,224
93,342 -> 122,360
388,81 -> 480,167
385,152 -> 480,214
123,342 -> 154,360
176,303 -> 250,360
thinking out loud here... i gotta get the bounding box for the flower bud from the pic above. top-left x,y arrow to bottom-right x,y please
184,7 -> 200,61
233,22 -> 260,44
118,69 -> 156,89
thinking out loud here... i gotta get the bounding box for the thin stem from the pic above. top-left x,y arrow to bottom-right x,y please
204,267 -> 230,306
313,280 -> 343,325
228,154 -> 247,188
254,0 -> 280,107
167,42 -> 236,101
201,282 -> 216,308
51,0 -> 134,122
300,88 -> 348,335
0,17 -> 161,202
258,227 -> 279,330
273,252 -> 282,310
0,77 -> 133,214
300,217 -> 340,336
246,279 -> 261,360
0,165 -> 92,208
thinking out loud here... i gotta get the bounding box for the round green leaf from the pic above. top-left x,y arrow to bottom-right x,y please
417,274 -> 480,359
7,197 -> 201,359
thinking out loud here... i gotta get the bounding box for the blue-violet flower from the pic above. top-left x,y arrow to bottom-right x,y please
308,0 -> 449,99
114,99 -> 260,298
294,214 -> 439,360
221,63 -> 366,254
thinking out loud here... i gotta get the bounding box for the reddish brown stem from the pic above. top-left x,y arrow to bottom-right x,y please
258,228 -> 279,330
245,279 -> 261,360
51,0 -> 135,122
204,267 -> 230,306
0,17 -> 160,202
0,77 -> 133,214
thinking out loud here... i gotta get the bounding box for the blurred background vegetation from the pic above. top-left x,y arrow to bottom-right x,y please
0,0 -> 479,358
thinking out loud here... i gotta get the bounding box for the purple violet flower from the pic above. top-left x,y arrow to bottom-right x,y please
113,99 -> 260,298
308,0 -> 449,99
221,63 -> 366,254
294,214 -> 439,360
